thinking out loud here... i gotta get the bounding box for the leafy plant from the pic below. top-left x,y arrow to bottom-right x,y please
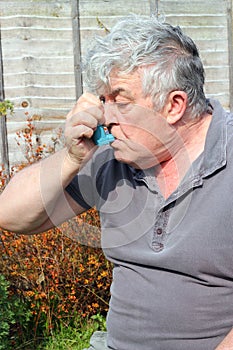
0,112 -> 111,348
40,313 -> 106,350
0,274 -> 14,349
15,116 -> 63,165
0,100 -> 14,117
0,274 -> 32,349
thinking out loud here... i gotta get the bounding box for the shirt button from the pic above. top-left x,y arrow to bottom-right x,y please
156,228 -> 163,235
152,242 -> 164,252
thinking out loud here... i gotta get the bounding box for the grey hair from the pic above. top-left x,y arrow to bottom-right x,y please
84,14 -> 207,118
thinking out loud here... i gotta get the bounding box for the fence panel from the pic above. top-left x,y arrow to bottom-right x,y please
0,0 -> 231,165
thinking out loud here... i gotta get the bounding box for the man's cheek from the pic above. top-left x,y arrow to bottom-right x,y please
121,125 -> 143,139
123,127 -> 153,144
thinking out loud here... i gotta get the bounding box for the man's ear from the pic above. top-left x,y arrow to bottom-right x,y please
164,91 -> 188,125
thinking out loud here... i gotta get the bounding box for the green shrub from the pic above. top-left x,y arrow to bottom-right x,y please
0,274 -> 33,349
39,313 -> 106,350
0,116 -> 111,347
0,100 -> 14,117
0,274 -> 14,349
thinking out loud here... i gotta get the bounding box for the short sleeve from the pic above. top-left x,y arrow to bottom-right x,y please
65,175 -> 92,210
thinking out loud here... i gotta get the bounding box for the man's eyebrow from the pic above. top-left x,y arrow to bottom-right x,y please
110,88 -> 133,99
100,88 -> 134,103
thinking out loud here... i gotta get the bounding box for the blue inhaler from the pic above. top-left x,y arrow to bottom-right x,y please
92,125 -> 115,146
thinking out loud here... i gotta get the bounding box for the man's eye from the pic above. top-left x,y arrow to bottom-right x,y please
117,102 -> 129,107
116,102 -> 131,112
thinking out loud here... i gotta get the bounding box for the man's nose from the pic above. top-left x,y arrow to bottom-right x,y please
104,102 -> 118,127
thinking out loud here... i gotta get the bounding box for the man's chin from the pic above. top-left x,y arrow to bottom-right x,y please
113,152 -> 158,169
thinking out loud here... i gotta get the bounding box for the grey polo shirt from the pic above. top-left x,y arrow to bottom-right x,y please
66,99 -> 233,350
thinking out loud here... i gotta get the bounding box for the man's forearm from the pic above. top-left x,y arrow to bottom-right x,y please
215,328 -> 233,350
0,148 -> 80,233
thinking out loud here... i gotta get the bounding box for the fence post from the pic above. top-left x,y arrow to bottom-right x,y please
150,0 -> 159,17
71,0 -> 83,100
0,25 -> 10,179
227,0 -> 233,111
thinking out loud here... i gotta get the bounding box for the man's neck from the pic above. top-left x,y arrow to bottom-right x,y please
155,113 -> 212,199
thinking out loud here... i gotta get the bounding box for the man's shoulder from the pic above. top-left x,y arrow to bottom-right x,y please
79,146 -> 135,194
91,145 -> 132,178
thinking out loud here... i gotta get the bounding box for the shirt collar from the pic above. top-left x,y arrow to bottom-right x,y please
169,98 -> 228,202
190,98 -> 227,179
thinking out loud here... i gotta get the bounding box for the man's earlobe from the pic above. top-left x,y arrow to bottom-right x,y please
167,113 -> 182,125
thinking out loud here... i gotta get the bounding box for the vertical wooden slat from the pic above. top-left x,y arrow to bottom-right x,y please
0,25 -> 10,178
150,0 -> 159,18
71,0 -> 83,100
227,0 -> 233,111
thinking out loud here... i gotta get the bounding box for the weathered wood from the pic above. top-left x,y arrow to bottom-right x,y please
6,86 -> 76,98
1,27 -> 73,40
0,16 -> 72,29
71,0 -> 83,100
0,26 -> 10,176
0,0 -> 71,17
4,72 -> 75,86
150,0 -> 159,17
0,0 -> 232,165
165,14 -> 227,26
205,66 -> 229,81
7,97 -> 76,110
79,0 -> 225,16
227,0 -> 233,111
156,0 -> 227,15
3,56 -> 74,73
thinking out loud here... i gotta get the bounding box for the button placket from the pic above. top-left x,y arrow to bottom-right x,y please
152,206 -> 171,252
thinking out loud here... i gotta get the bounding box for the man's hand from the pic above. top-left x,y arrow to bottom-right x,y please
65,92 -> 105,168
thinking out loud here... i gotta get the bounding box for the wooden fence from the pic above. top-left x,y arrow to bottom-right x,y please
0,0 -> 232,165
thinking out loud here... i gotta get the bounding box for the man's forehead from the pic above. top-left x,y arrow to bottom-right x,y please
107,71 -> 143,97
109,69 -> 141,83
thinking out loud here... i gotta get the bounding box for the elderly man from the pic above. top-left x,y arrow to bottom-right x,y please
0,15 -> 233,350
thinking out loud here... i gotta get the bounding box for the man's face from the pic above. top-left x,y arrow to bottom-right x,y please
103,69 -> 179,169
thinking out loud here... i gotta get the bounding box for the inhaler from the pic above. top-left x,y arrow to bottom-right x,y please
92,125 -> 115,146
